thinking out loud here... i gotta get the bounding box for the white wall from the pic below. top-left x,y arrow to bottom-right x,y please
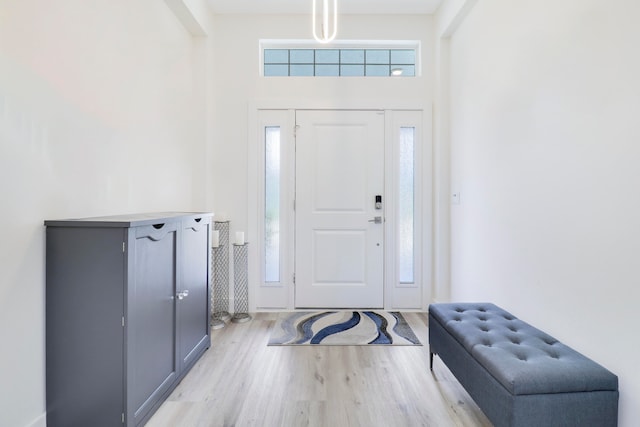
211,13 -> 433,235
211,14 -> 434,309
447,0 -> 640,425
0,1 -> 210,425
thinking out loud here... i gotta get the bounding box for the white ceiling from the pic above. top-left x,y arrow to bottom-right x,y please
207,0 -> 444,15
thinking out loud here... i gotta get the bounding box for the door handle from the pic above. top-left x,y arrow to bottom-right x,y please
368,216 -> 383,224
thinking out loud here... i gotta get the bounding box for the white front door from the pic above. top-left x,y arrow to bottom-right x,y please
295,110 -> 385,308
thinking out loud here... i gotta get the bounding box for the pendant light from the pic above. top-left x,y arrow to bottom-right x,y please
312,0 -> 337,43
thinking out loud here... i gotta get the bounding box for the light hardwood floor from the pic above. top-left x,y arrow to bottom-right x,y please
146,312 -> 492,427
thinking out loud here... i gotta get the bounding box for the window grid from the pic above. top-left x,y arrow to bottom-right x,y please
264,48 -> 416,77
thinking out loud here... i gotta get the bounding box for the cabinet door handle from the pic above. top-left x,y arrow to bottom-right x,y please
177,290 -> 189,300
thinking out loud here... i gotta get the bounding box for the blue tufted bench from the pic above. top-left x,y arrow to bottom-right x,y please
428,303 -> 618,427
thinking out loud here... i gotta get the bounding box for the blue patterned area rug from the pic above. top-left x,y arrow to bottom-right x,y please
268,311 -> 422,346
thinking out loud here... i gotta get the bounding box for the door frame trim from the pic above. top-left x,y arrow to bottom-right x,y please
248,99 -> 432,311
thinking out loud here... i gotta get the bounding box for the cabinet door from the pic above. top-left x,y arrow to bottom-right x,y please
46,227 -> 125,427
178,217 -> 211,370
127,222 -> 178,425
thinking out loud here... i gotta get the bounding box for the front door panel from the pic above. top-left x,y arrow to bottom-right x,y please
295,110 -> 384,308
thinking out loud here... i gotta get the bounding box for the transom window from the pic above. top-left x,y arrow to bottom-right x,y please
262,42 -> 418,77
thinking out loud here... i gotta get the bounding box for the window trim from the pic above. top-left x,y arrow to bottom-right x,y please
385,110 -> 424,293
254,110 -> 294,293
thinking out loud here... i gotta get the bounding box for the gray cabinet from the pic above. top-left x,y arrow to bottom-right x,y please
45,212 -> 212,427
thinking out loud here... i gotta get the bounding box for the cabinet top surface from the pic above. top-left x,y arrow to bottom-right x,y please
44,212 -> 213,228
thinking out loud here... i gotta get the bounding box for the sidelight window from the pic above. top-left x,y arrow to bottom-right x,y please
264,127 -> 281,282
398,127 -> 415,284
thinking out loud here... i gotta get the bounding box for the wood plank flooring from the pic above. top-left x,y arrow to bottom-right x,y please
146,312 -> 492,427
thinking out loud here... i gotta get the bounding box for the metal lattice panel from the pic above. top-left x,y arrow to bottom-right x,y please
231,243 -> 251,323
212,221 -> 231,323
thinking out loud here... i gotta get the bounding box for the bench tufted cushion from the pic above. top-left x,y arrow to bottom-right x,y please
429,303 -> 618,396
